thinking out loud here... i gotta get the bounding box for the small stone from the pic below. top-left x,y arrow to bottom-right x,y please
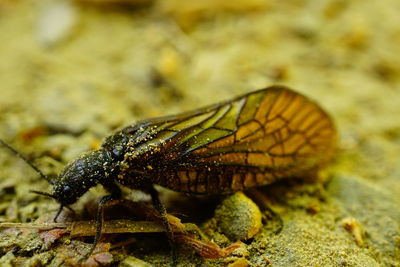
227,257 -> 249,267
341,217 -> 365,247
157,47 -> 181,78
214,192 -> 262,241
36,1 -> 77,47
119,256 -> 153,267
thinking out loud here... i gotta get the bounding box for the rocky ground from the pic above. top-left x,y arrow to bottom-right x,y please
0,0 -> 399,266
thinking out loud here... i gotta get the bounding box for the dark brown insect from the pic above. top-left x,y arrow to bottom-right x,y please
0,85 -> 337,264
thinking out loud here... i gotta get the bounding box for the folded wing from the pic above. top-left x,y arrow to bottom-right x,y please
143,86 -> 337,193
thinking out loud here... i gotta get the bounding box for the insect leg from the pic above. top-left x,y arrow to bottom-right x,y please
53,205 -> 64,222
82,194 -> 114,259
147,186 -> 177,266
86,183 -> 122,258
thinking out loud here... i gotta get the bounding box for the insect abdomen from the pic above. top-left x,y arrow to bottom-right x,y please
153,166 -> 282,194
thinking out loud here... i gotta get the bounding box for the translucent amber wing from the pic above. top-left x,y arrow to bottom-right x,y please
165,86 -> 335,163
134,86 -> 336,193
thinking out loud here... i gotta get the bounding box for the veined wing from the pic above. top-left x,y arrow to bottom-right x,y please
127,86 -> 337,193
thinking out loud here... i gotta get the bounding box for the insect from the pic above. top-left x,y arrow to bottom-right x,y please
1,85 -> 336,264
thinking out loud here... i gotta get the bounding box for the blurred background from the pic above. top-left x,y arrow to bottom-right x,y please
0,0 -> 399,266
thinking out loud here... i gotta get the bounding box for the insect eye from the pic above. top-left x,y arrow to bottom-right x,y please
112,146 -> 124,157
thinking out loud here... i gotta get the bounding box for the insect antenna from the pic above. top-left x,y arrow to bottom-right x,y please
0,138 -> 54,185
30,190 -> 56,199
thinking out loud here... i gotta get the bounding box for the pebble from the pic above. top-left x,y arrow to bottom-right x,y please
214,192 -> 262,241
36,1 -> 77,47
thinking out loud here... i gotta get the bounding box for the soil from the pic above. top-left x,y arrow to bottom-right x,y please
0,0 -> 399,266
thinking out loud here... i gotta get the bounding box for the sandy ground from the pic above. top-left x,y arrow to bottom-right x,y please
0,0 -> 399,266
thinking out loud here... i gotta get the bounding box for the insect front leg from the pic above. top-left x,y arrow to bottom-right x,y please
86,182 -> 122,258
146,185 -> 177,266
53,205 -> 75,222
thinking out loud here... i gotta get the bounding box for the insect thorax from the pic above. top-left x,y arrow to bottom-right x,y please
102,125 -> 170,189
